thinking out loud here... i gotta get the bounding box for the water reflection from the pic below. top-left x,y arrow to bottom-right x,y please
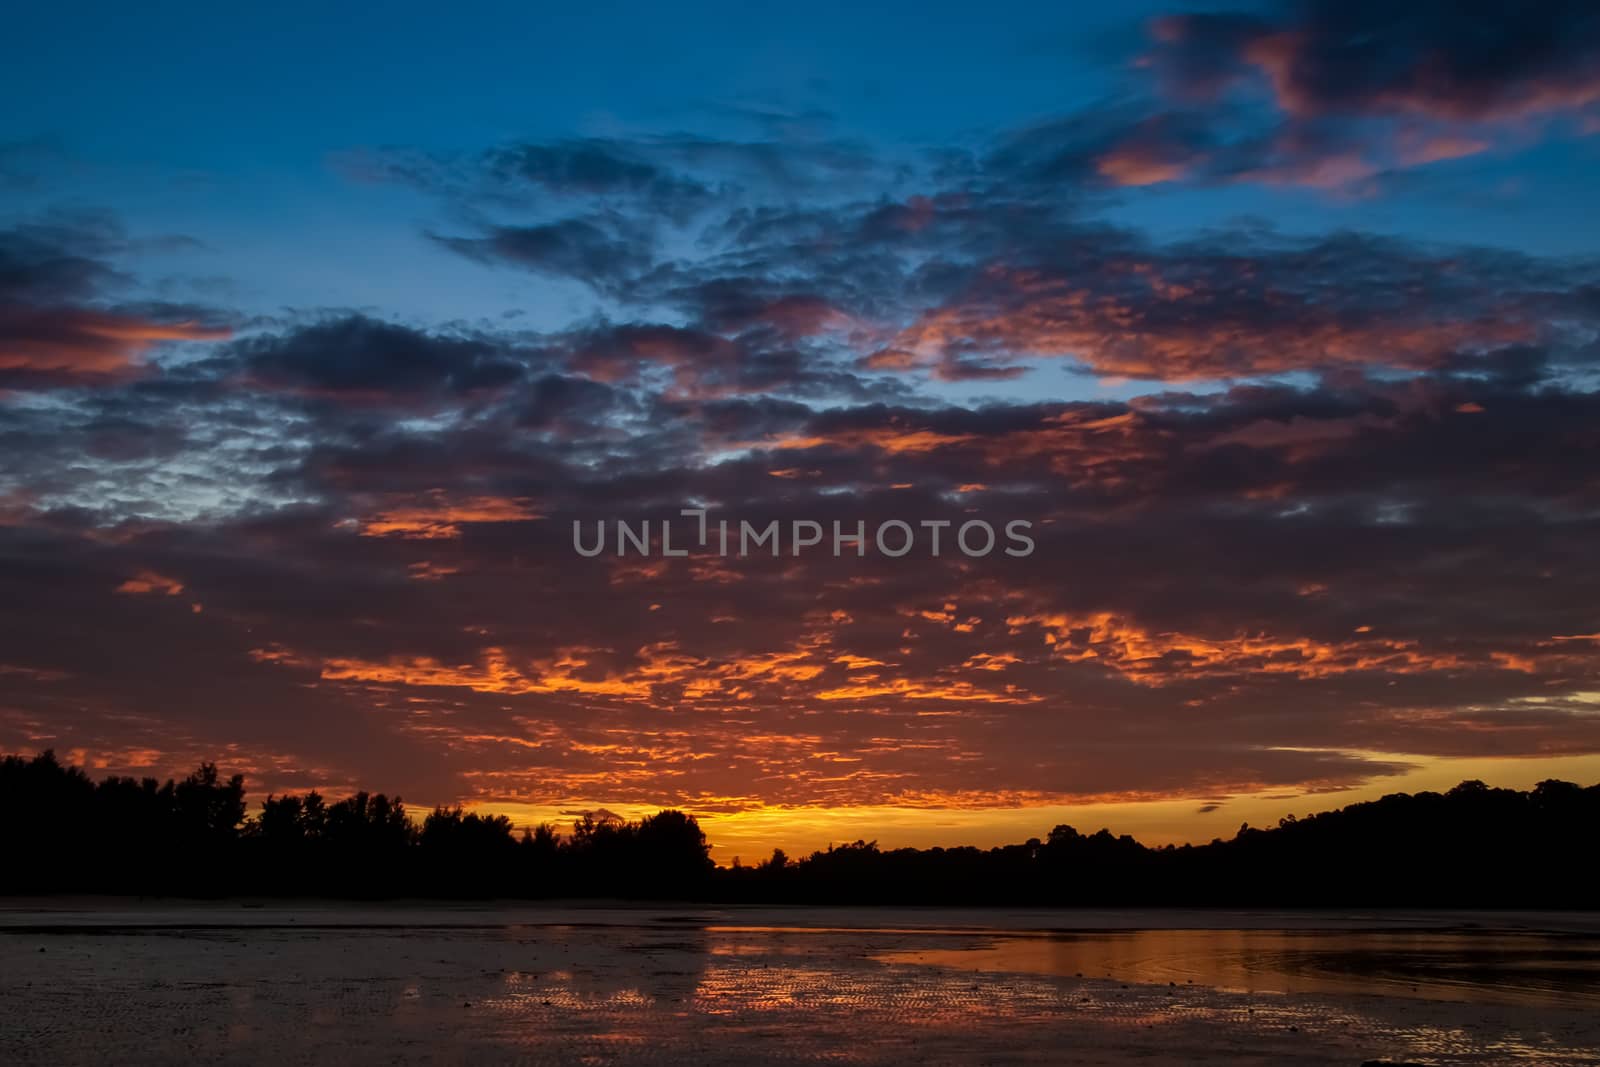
472,927 -> 1600,1064
7,910 -> 1600,1065
872,928 -> 1600,1008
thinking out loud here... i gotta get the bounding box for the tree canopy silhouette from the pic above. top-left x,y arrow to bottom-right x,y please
1,751 -> 1595,906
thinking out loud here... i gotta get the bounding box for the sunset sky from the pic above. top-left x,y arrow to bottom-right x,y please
4,1 -> 1600,862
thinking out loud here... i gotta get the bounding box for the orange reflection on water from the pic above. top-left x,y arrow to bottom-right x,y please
873,928 -> 1600,1008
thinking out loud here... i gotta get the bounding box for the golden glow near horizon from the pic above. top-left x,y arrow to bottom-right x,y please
461,753 -> 1600,866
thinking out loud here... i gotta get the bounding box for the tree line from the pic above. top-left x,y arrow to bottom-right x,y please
2,750 -> 1595,906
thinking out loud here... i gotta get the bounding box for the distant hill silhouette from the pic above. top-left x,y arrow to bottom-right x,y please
2,750 -> 1595,906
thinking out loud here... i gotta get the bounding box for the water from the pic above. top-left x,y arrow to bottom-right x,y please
874,927 -> 1600,1008
3,904 -> 1598,1064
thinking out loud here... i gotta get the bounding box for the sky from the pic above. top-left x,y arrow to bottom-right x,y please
3,1 -> 1600,861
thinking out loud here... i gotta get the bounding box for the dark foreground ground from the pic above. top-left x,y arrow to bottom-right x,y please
3,903 -> 1598,1065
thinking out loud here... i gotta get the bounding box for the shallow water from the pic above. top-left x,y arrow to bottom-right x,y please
873,927 -> 1600,1008
3,904 -> 1598,1065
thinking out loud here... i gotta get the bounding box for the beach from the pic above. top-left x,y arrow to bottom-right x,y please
3,903 -> 1598,1065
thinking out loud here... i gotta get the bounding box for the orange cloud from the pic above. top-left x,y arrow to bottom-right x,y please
886,264 -> 1532,380
357,493 -> 540,539
1096,146 -> 1192,187
1395,131 -> 1492,166
756,427 -> 977,455
1003,610 -> 1571,685
320,647 -> 655,698
0,305 -> 230,381
116,570 -> 185,596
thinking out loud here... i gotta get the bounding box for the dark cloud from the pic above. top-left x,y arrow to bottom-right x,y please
349,132 -> 881,226
0,217 -> 127,303
1150,1 -> 1600,122
481,140 -> 716,218
551,320 -> 904,400
515,372 -> 632,431
1074,0 -> 1600,191
890,2 -> 1600,198
855,220 -> 1599,382
432,216 -> 651,294
225,315 -> 529,403
0,218 -> 231,390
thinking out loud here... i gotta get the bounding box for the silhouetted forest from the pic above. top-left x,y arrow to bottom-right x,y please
3,751 -> 1596,906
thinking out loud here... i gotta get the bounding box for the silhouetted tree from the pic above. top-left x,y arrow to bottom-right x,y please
419,805 -> 517,896
3,750 -> 1597,906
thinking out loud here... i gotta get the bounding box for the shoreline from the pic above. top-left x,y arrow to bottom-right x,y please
5,898 -> 1600,934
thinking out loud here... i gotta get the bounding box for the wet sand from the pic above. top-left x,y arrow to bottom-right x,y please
3,903 -> 1598,1065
